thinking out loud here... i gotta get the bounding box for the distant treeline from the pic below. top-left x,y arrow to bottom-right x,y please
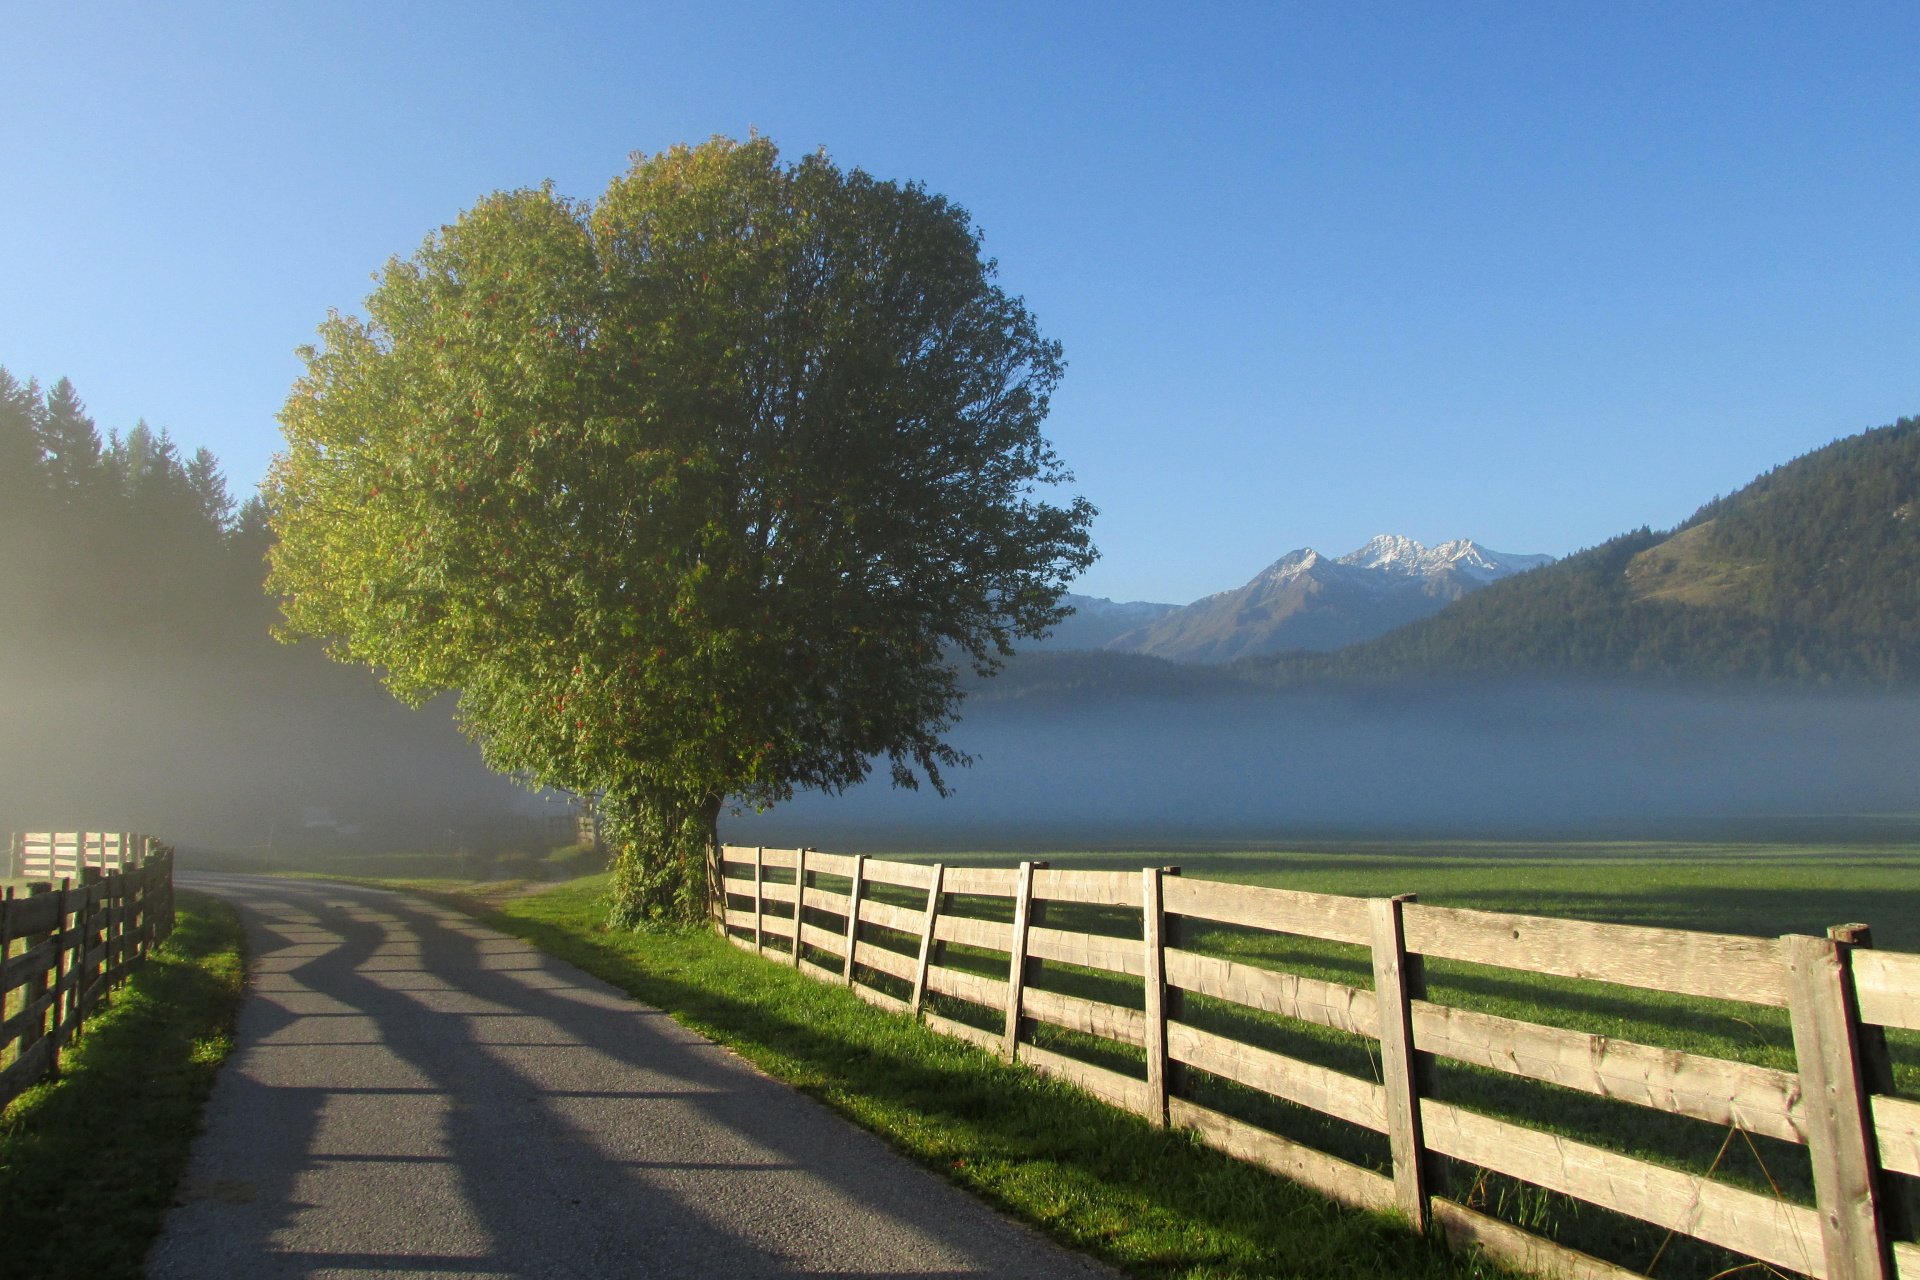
0,364 -> 523,849
0,368 -> 271,664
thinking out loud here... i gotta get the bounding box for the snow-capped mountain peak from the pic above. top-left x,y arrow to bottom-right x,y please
1336,533 -> 1429,575
1334,535 -> 1552,582
1259,547 -> 1324,586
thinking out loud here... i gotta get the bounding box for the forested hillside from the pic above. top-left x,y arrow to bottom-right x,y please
0,365 -> 522,849
1242,416 -> 1920,686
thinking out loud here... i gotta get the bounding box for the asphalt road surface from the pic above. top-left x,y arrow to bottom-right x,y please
148,874 -> 1116,1280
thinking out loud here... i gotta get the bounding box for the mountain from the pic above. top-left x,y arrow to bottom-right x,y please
1242,415 -> 1920,685
1037,593 -> 1182,651
1096,535 -> 1551,663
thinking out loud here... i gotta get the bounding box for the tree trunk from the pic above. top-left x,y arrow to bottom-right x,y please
604,790 -> 724,928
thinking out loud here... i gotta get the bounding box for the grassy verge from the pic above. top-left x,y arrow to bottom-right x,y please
0,891 -> 247,1280
404,872 -> 1502,1280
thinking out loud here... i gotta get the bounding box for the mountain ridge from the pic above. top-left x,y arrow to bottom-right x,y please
1045,535 -> 1551,663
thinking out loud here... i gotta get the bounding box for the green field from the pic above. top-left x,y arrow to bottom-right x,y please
343,839 -> 1919,1279
862,842 -> 1920,1276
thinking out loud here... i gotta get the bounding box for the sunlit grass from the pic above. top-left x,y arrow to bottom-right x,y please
0,892 -> 247,1280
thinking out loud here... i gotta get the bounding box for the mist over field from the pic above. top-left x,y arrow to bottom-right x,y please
0,656 -> 531,856
730,680 -> 1920,849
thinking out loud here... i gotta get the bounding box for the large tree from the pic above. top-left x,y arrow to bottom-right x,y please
268,137 -> 1096,923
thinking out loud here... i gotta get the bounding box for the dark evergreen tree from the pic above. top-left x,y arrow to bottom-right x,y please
36,377 -> 102,500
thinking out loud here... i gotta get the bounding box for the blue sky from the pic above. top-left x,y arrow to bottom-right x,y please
4,3 -> 1917,604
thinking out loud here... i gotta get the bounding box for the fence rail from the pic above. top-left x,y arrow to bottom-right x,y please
1,841 -> 176,1110
8,831 -> 153,880
715,845 -> 1920,1280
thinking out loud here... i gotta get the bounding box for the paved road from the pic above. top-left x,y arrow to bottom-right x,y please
149,875 -> 1115,1280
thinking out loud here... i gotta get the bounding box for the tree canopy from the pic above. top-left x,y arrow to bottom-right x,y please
268,137 -> 1096,921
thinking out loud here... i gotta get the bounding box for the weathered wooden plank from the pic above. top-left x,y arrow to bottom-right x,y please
1143,868 -> 1170,1127
1004,861 -> 1040,1060
1167,1021 -> 1387,1132
802,885 -> 851,917
803,850 -> 856,878
1852,948 -> 1920,1032
857,897 -> 923,934
911,862 -> 945,1017
852,940 -> 918,983
758,880 -> 799,905
932,913 -> 1013,953
924,963 -> 1010,1010
721,908 -> 759,933
842,855 -> 867,984
940,866 -> 1020,897
1872,1094 -> 1920,1178
1162,876 -> 1372,945
1828,924 -> 1912,1243
1372,895 -> 1432,1231
1169,1096 -> 1395,1213
757,846 -> 800,871
1,936 -> 58,991
791,847 -> 808,969
1894,1240 -> 1920,1280
1410,998 -> 1806,1143
756,912 -> 795,941
849,981 -> 911,1015
1031,868 -> 1143,908
861,859 -> 935,891
1022,986 -> 1147,1047
1785,932 -> 1896,1280
2,892 -> 60,937
923,1010 -> 1003,1055
1026,924 -> 1145,977
1420,1098 -> 1829,1277
0,1034 -> 54,1108
1402,902 -> 1789,1007
752,845 -> 765,952
797,957 -> 843,986
798,921 -> 846,956
1165,948 -> 1380,1038
1021,1042 -> 1151,1114
0,989 -> 56,1044
1430,1198 -> 1646,1280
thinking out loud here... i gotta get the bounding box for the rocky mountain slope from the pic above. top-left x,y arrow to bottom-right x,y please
1042,536 -> 1550,663
1242,414 -> 1920,685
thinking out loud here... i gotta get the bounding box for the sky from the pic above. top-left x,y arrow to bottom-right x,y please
4,3 -> 1918,606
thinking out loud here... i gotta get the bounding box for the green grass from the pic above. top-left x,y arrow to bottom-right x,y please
0,891 -> 247,1280
424,873 -> 1506,1280
828,842 -> 1920,1276
337,841 -> 1920,1279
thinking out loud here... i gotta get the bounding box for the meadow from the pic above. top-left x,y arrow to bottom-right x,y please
320,838 -> 1920,1279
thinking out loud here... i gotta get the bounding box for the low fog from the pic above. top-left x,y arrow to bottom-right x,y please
0,654 -> 536,859
730,680 -> 1920,849
7,648 -> 1920,861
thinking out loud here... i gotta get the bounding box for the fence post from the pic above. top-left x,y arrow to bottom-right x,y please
1142,865 -> 1176,1127
1828,924 -> 1915,1242
791,847 -> 808,968
18,882 -> 54,1074
52,878 -> 73,1059
1787,931 -> 1896,1280
1371,893 -> 1433,1234
1003,860 -> 1043,1062
752,846 -> 765,954
842,854 -> 866,985
911,862 -> 945,1017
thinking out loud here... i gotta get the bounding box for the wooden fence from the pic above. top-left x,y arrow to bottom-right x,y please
0,844 -> 176,1110
716,846 -> 1920,1280
9,831 -> 153,880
